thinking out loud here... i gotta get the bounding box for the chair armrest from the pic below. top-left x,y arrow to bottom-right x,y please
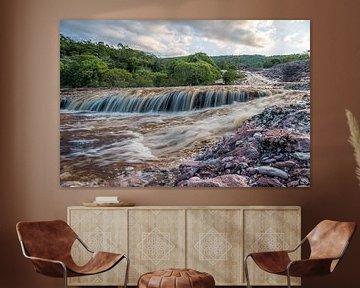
287,258 -> 336,277
76,236 -> 94,253
26,255 -> 65,266
26,255 -> 67,278
286,237 -> 307,253
247,250 -> 290,258
19,240 -> 67,277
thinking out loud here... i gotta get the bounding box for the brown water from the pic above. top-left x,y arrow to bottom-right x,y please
60,83 -> 306,187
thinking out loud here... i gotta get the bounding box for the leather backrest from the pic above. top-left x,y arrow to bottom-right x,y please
307,220 -> 356,260
16,220 -> 77,261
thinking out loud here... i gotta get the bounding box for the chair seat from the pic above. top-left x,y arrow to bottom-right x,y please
250,251 -> 291,274
66,251 -> 124,277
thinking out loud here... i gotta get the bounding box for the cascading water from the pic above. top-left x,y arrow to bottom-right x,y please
60,79 -> 305,187
60,88 -> 269,113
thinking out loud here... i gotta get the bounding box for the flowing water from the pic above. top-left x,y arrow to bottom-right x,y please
60,73 -> 308,187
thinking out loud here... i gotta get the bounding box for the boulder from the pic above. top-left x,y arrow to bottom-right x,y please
256,166 -> 289,179
257,176 -> 284,187
292,152 -> 310,161
177,174 -> 249,187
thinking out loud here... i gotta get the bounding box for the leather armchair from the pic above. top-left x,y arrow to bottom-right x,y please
16,220 -> 129,288
244,220 -> 356,288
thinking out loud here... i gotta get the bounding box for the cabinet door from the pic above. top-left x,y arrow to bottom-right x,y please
243,209 -> 301,286
68,208 -> 127,286
128,209 -> 186,284
186,209 -> 243,285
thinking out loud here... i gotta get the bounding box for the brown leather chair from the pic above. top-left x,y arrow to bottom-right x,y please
16,220 -> 129,288
244,220 -> 356,288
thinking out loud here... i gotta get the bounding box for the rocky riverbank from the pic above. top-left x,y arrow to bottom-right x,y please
240,60 -> 310,91
175,93 -> 310,187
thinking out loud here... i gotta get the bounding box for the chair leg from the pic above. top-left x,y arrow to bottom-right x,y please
286,269 -> 291,288
62,264 -> 68,288
123,255 -> 130,288
244,255 -> 252,288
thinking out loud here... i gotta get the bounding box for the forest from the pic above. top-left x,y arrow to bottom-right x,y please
60,34 -> 310,88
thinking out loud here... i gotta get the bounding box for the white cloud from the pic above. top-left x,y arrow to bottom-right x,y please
60,20 -> 310,56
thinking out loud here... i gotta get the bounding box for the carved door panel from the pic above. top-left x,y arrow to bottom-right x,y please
187,209 -> 243,285
68,208 -> 128,286
128,209 -> 186,284
243,209 -> 301,286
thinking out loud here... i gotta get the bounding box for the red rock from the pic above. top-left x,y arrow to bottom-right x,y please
232,145 -> 260,160
178,175 -> 249,187
257,177 -> 284,187
272,160 -> 297,168
291,135 -> 310,152
292,168 -> 310,177
287,180 -> 300,187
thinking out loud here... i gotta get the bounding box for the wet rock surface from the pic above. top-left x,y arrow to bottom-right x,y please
242,60 -> 310,90
260,60 -> 310,83
176,94 -> 310,187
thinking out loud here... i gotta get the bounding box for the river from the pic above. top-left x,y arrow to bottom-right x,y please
60,72 -> 308,187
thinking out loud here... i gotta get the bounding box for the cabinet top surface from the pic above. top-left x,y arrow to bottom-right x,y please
68,205 -> 301,210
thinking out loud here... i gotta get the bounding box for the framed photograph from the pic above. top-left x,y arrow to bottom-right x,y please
60,20 -> 310,188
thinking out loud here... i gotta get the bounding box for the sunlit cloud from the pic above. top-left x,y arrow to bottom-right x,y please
60,20 -> 310,57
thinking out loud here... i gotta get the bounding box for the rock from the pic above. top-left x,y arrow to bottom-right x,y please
177,175 -> 249,187
299,177 -> 310,186
272,160 -> 297,168
287,180 -> 299,187
239,162 -> 249,169
257,177 -> 284,187
253,132 -> 262,141
292,168 -> 310,177
262,158 -> 276,164
61,181 -> 87,187
256,166 -> 289,179
246,167 -> 257,175
259,60 -> 310,83
179,160 -> 202,174
274,154 -> 285,161
224,163 -> 234,169
232,145 -> 260,160
291,135 -> 310,152
175,95 -> 310,187
60,172 -> 72,180
292,152 -> 310,161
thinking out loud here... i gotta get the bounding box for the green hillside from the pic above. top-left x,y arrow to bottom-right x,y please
60,34 -> 309,88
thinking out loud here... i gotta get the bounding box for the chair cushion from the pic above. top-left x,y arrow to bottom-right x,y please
138,268 -> 215,288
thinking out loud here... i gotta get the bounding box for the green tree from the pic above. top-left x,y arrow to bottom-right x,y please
102,68 -> 133,87
187,52 -> 218,68
133,69 -> 156,87
60,54 -> 108,87
153,72 -> 171,87
173,60 -> 221,86
223,69 -> 239,85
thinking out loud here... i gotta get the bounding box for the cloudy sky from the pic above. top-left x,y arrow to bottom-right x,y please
60,20 -> 310,57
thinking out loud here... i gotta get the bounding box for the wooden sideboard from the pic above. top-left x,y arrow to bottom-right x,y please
67,206 -> 301,286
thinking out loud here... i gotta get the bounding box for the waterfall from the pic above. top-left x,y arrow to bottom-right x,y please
61,88 -> 269,113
